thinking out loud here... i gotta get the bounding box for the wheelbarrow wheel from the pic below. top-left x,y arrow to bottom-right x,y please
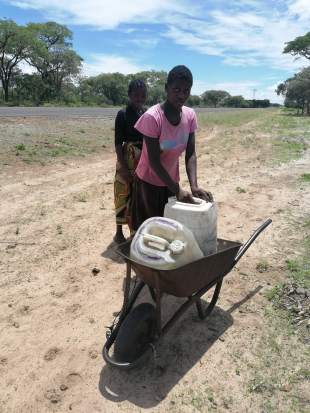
114,303 -> 157,363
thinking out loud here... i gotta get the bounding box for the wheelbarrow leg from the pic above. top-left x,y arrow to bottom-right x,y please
195,280 -> 223,319
154,272 -> 162,336
122,261 -> 132,317
148,286 -> 157,302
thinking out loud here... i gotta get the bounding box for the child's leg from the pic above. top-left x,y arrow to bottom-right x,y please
114,224 -> 126,243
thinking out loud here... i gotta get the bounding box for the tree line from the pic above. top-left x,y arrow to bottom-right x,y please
0,19 -> 83,104
1,18 -> 276,108
277,32 -> 310,115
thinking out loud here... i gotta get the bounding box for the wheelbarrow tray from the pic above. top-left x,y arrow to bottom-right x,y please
104,219 -> 272,370
115,238 -> 242,297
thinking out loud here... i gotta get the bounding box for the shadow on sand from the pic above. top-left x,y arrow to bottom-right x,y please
101,240 -> 128,263
98,285 -> 262,408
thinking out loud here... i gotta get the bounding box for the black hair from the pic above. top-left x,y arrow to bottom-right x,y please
128,78 -> 147,94
167,65 -> 193,86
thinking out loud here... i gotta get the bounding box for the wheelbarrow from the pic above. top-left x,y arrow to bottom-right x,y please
103,219 -> 272,370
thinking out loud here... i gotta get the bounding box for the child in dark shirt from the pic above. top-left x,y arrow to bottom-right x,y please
113,79 -> 147,243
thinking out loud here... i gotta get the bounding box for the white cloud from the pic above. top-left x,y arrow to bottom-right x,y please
130,38 -> 159,49
15,54 -> 145,78
4,0 -> 310,75
81,54 -> 148,76
6,0 -> 197,29
255,89 -> 283,103
163,26 -> 223,57
192,79 -> 261,97
288,0 -> 310,20
267,81 -> 282,91
163,6 -> 310,71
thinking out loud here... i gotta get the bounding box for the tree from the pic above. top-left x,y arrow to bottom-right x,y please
223,95 -> 245,108
293,68 -> 310,115
14,72 -> 55,103
77,75 -> 96,104
201,90 -> 230,107
128,70 -> 167,106
0,18 -> 47,101
283,32 -> 310,61
26,22 -> 73,79
276,80 -> 304,113
186,95 -> 201,107
251,99 -> 270,108
130,70 -> 167,88
146,85 -> 166,106
276,68 -> 310,115
49,46 -> 83,104
88,72 -> 128,106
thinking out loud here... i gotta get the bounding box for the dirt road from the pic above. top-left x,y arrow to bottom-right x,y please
0,111 -> 309,412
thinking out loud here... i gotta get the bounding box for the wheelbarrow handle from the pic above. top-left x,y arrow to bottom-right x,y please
234,218 -> 272,264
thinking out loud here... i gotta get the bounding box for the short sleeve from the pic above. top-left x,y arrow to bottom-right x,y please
114,109 -> 126,146
134,112 -> 160,138
189,111 -> 198,133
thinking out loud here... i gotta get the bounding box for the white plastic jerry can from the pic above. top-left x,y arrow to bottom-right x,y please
130,217 -> 203,270
164,196 -> 217,256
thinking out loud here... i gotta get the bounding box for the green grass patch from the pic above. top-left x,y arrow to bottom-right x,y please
271,140 -> 306,165
78,195 -> 87,202
22,156 -> 46,166
17,143 -> 25,150
197,109 -> 271,128
177,385 -> 217,411
256,260 -> 269,272
0,117 -> 115,166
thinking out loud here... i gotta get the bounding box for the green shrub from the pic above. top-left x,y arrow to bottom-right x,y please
17,143 -> 25,151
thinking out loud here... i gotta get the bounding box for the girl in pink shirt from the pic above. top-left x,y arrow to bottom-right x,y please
130,65 -> 213,236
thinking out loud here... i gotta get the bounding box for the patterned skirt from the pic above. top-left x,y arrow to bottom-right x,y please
114,141 -> 142,227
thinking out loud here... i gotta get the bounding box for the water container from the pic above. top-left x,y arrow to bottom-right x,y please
130,217 -> 203,270
164,196 -> 217,256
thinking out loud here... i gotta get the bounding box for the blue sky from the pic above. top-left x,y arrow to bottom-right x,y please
1,0 -> 310,103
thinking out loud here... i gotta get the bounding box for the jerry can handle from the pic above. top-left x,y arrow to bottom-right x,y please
143,233 -> 170,249
168,196 -> 206,207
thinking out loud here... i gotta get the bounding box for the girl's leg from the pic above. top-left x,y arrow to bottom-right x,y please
114,224 -> 126,244
114,144 -> 130,242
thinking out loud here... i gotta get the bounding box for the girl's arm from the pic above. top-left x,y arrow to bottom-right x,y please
185,132 -> 213,202
144,136 -> 195,203
115,111 -> 131,182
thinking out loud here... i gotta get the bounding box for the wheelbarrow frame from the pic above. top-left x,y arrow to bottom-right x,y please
103,219 -> 272,370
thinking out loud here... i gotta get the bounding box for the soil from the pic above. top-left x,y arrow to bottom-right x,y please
0,112 -> 309,412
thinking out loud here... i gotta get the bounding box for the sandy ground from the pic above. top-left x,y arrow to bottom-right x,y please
0,112 -> 310,413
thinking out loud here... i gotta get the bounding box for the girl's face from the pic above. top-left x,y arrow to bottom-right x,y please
128,88 -> 147,111
165,79 -> 192,109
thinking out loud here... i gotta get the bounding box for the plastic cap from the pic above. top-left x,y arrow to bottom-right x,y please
170,240 -> 184,254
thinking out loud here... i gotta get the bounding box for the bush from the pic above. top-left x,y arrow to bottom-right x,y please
17,143 -> 25,150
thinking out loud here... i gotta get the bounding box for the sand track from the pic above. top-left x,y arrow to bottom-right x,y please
0,113 -> 309,412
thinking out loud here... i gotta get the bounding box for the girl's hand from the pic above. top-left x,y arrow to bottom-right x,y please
191,186 -> 214,203
122,167 -> 132,183
176,188 -> 195,204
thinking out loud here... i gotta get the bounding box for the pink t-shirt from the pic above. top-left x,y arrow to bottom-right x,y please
134,104 -> 198,186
